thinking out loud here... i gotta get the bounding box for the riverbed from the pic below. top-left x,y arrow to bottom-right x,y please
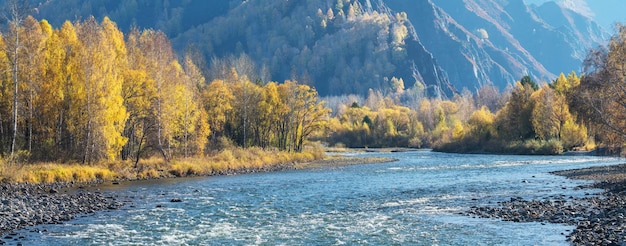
11,151 -> 623,245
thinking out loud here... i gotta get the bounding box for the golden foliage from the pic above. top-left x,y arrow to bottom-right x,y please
466,106 -> 495,141
0,145 -> 325,184
4,163 -> 115,183
560,119 -> 588,149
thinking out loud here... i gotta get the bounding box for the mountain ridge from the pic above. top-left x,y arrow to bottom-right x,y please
27,0 -> 609,97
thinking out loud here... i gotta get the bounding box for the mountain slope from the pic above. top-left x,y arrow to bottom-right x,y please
423,0 -> 607,89
525,0 -> 626,30
29,0 -> 608,97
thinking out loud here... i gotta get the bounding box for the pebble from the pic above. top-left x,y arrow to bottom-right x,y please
466,179 -> 626,245
0,182 -> 124,237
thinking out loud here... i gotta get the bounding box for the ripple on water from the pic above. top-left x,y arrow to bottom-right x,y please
380,197 -> 430,208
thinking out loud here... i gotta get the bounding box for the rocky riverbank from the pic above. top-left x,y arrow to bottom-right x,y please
466,164 -> 626,245
0,182 -> 124,244
0,164 -> 296,242
0,155 -> 393,244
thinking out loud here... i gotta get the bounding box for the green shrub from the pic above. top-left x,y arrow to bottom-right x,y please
543,139 -> 564,155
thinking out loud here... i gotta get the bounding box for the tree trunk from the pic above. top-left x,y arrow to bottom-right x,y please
28,90 -> 32,152
10,34 -> 18,158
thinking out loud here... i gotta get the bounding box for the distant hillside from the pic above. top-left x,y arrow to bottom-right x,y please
33,0 -> 231,36
525,0 -> 626,30
421,0 -> 608,90
28,0 -> 609,97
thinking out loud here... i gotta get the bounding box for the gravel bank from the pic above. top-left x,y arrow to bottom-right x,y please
466,164 -> 626,245
0,182 -> 124,244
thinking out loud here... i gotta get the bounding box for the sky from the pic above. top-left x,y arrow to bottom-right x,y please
524,0 -> 626,32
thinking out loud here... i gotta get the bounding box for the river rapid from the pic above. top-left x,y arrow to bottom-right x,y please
14,151 -> 623,245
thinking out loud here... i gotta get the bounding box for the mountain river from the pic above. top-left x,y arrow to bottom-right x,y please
14,151 -> 623,245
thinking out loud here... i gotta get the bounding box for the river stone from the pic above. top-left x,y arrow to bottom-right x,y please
467,168 -> 626,245
0,182 -> 124,238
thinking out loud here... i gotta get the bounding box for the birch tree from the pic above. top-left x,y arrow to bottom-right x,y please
2,0 -> 29,158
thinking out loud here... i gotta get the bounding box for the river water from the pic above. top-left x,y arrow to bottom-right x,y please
17,151 -> 622,245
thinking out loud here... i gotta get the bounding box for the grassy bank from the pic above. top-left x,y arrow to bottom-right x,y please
433,139 -> 581,155
0,146 -> 325,184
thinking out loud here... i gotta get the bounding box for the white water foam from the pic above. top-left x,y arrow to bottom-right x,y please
380,197 -> 430,208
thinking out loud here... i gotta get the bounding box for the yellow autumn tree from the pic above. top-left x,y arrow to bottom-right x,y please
291,83 -> 330,152
552,72 -> 569,95
183,55 -> 210,156
61,20 -> 88,161
3,0 -> 29,157
496,81 -> 536,141
120,27 -> 155,163
37,20 -> 67,159
0,34 -> 11,155
139,29 -> 177,161
560,118 -> 587,149
203,79 -> 234,141
67,17 -> 128,163
466,106 -> 496,142
19,16 -> 47,154
121,68 -> 153,163
256,81 -> 282,148
575,25 -> 626,144
100,17 -> 129,160
531,85 -> 564,140
276,81 -> 298,150
380,105 -> 411,137
229,76 -> 262,148
566,71 -> 580,89
160,61 -> 188,157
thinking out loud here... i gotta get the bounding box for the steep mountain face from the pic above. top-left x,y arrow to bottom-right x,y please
532,1 -> 608,65
525,0 -> 626,31
391,0 -> 608,92
383,0 -> 534,91
29,0 -> 608,97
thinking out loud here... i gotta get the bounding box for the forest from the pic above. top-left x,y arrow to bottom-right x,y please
324,74 -> 586,154
0,15 -> 328,167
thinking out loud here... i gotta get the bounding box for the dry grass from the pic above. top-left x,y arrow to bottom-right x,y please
167,147 -> 322,177
0,146 -> 326,184
1,162 -> 115,183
